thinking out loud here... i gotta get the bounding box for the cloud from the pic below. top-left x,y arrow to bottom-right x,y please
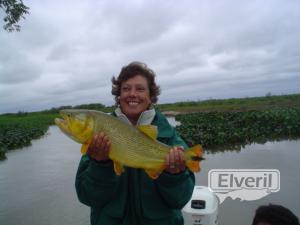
0,0 -> 300,113
0,40 -> 42,84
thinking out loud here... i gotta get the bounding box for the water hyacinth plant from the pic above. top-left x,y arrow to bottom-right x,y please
175,108 -> 300,152
0,112 -> 58,160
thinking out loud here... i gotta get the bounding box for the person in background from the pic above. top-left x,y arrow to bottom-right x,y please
75,62 -> 195,225
252,204 -> 299,225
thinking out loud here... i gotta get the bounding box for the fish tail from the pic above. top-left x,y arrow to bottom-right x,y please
185,144 -> 204,172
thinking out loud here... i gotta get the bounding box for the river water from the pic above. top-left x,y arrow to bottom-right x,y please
0,126 -> 299,225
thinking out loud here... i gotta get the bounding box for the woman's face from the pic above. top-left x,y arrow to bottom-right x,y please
119,75 -> 152,124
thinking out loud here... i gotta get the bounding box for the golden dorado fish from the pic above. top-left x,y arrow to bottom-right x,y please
54,109 -> 203,179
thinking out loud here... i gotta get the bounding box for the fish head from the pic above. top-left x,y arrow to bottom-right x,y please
55,109 -> 94,143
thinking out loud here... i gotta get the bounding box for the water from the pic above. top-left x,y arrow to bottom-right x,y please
196,141 -> 300,224
0,126 -> 299,225
0,126 -> 90,225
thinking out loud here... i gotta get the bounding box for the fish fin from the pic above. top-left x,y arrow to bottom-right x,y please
185,144 -> 204,172
137,125 -> 158,140
81,143 -> 89,154
80,126 -> 93,142
144,169 -> 161,179
113,161 -> 125,176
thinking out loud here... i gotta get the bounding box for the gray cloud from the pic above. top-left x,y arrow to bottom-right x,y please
1,0 -> 300,113
0,41 -> 42,84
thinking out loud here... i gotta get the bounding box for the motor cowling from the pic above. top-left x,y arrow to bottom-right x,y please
182,186 -> 219,225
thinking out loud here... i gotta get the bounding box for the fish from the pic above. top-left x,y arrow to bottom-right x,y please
54,109 -> 203,179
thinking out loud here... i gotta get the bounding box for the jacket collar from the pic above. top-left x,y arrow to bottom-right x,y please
152,109 -> 174,139
114,107 -> 156,125
113,107 -> 174,139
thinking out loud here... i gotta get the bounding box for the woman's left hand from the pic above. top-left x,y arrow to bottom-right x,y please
165,146 -> 186,174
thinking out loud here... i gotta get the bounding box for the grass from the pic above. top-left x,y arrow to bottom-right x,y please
158,94 -> 300,113
1,94 -> 299,159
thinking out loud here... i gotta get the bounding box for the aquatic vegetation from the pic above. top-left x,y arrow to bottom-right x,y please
159,94 -> 300,113
175,108 -> 300,152
0,113 -> 58,160
0,146 -> 6,160
1,94 -> 299,160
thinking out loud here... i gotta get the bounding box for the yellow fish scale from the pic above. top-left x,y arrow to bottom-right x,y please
55,109 -> 203,179
96,114 -> 169,169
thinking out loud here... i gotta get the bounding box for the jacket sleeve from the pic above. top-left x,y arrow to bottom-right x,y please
155,128 -> 195,209
156,170 -> 195,209
75,155 -> 118,208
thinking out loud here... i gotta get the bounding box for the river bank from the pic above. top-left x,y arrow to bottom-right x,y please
1,94 -> 299,160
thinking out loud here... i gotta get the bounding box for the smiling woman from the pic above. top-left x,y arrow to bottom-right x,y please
111,62 -> 160,125
75,62 -> 196,225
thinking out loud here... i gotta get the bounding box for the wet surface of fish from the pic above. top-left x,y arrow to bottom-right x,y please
55,109 -> 203,178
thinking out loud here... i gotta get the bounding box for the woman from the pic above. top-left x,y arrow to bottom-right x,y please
75,62 -> 195,225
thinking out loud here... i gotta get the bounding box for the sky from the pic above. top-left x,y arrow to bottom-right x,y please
1,0 -> 300,114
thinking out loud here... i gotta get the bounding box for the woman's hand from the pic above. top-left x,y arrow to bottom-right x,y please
87,132 -> 111,161
165,146 -> 186,174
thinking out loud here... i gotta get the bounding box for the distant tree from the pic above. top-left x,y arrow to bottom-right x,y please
265,92 -> 272,97
58,105 -> 73,110
73,103 -> 105,110
0,0 -> 29,32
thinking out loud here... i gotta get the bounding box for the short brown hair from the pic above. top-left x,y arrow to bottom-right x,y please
111,62 -> 161,105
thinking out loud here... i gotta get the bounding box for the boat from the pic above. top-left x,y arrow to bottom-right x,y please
182,186 -> 219,225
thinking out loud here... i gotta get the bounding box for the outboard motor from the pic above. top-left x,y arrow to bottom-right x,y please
182,186 -> 219,225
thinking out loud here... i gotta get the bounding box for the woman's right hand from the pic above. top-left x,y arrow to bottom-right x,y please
87,132 -> 111,161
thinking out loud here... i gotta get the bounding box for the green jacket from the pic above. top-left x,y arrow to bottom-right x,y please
75,110 -> 195,225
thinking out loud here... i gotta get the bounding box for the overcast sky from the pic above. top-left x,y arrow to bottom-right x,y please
1,0 -> 300,113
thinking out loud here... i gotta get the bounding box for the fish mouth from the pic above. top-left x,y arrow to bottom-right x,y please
54,118 -> 64,126
54,113 -> 84,143
55,110 -> 94,143
55,110 -> 78,134
54,117 -> 69,133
